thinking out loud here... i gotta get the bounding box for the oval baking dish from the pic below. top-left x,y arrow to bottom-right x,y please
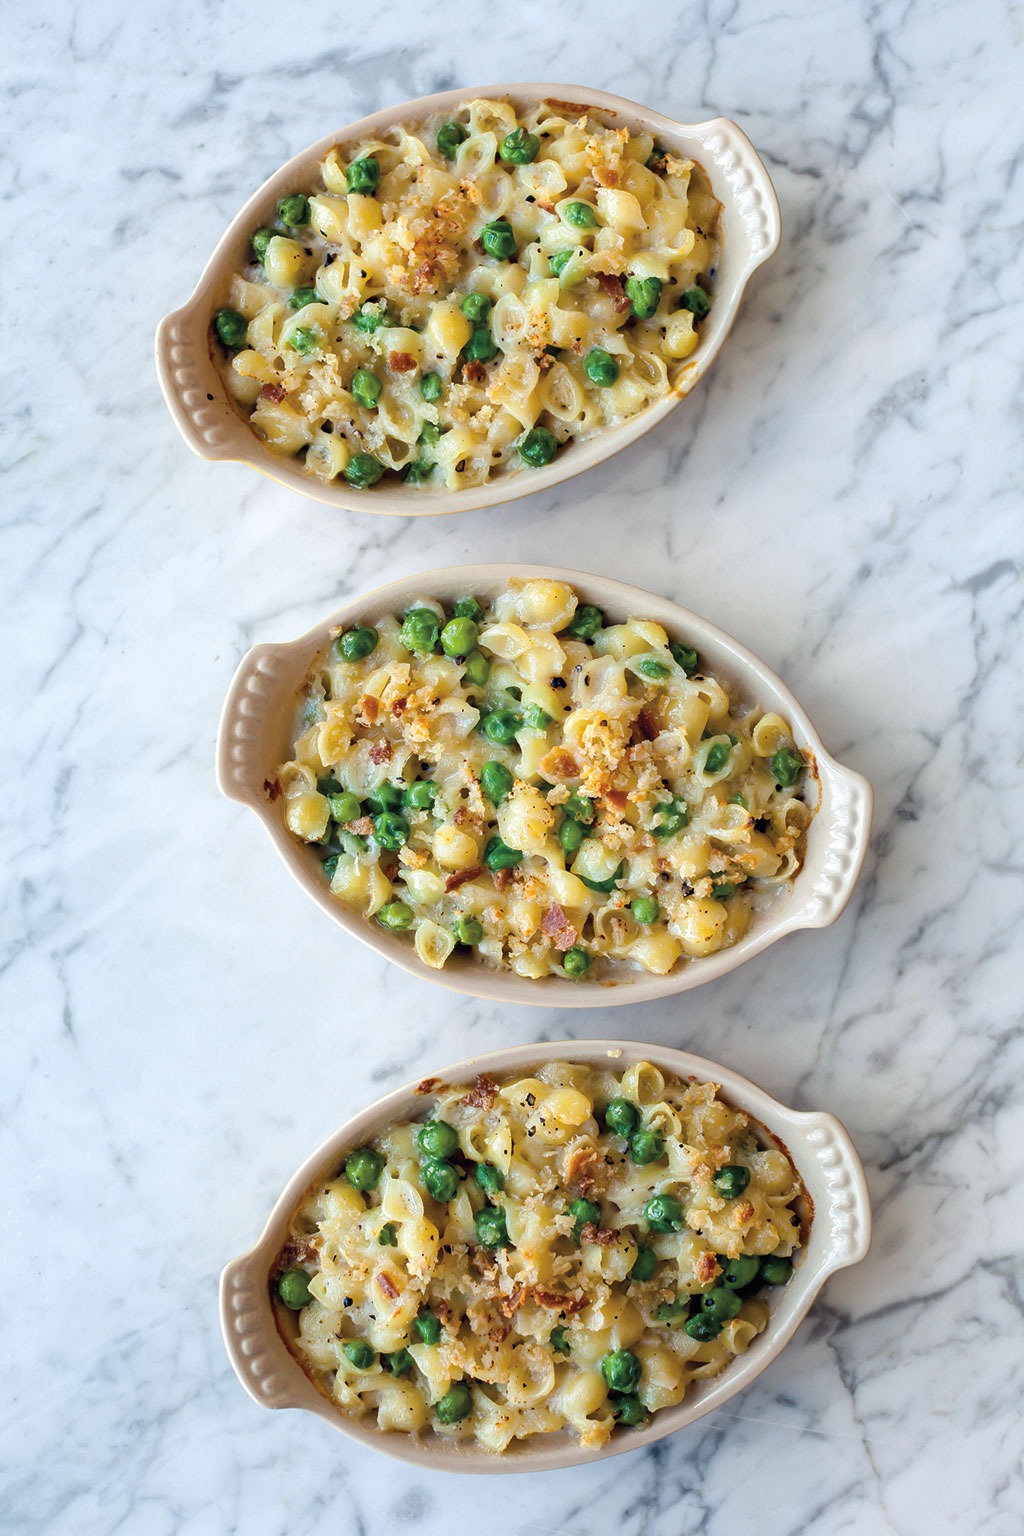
220,1040 -> 871,1472
155,83 -> 780,517
216,564 -> 872,1008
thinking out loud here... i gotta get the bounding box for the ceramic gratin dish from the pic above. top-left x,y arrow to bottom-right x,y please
220,1039 -> 871,1472
216,565 -> 872,1007
155,83 -> 781,517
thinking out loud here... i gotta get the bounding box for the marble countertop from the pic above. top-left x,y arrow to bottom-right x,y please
4,2 -> 1022,1532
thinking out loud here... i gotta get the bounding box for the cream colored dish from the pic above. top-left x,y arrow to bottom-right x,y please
155,83 -> 780,517
216,565 -> 872,1008
220,1040 -> 872,1472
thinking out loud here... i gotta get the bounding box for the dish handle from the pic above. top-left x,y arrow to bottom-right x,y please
219,1255 -> 306,1410
786,761 -> 873,931
685,116 -> 782,270
154,303 -> 238,462
216,644 -> 285,805
799,1111 -> 872,1273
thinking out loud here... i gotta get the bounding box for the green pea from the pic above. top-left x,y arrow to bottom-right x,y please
376,900 -> 413,931
343,1339 -> 376,1369
345,1146 -> 384,1191
518,427 -> 558,466
702,1286 -> 742,1323
373,811 -> 409,850
646,144 -> 668,171
482,709 -> 522,745
421,1158 -> 459,1202
636,657 -> 670,680
611,1393 -> 648,1426
327,791 -> 362,824
417,1120 -> 459,1159
288,287 -> 321,310
480,218 -> 516,259
441,616 -> 479,658
559,816 -> 585,855
760,1255 -> 793,1286
403,780 -> 438,810
669,641 -> 699,674
378,1222 -> 397,1246
729,793 -> 747,808
351,368 -> 382,411
584,347 -> 619,387
423,1155 -> 457,1204
403,455 -> 433,482
414,1309 -> 443,1344
577,861 -> 624,895
463,650 -> 491,687
454,915 -> 484,946
288,326 -> 319,355
704,740 -> 733,774
568,1196 -> 601,1237
322,854 -> 340,881
483,836 -> 523,871
364,784 -> 402,813
474,1205 -> 509,1248
436,120 -> 468,160
400,607 -> 441,654
604,1097 -> 639,1139
352,301 -> 389,334
523,703 -> 552,730
549,249 -> 574,278
600,1349 -> 641,1393
678,285 -> 711,321
684,1313 -> 722,1342
335,625 -> 378,661
213,307 -> 248,347
550,1324 -> 570,1354
630,1244 -> 658,1282
277,1269 -> 312,1309
346,156 -> 380,194
711,882 -> 737,901
481,761 -> 514,805
713,1164 -> 751,1199
475,1162 -> 504,1194
419,421 -> 442,445
624,274 -> 663,319
276,193 -> 309,227
453,596 -> 485,622
317,774 -> 342,795
652,799 -> 688,839
499,126 -> 541,164
344,452 -> 384,488
251,228 -> 275,263
643,1194 -> 683,1232
654,1296 -> 688,1324
722,1255 -> 760,1289
563,200 -> 598,228
631,896 -> 659,924
435,1382 -> 473,1424
386,1347 -> 414,1375
630,1128 -> 665,1166
464,325 -> 498,363
563,605 -> 603,641
419,371 -> 443,403
563,790 -> 596,824
461,292 -> 492,323
770,747 -> 804,787
563,947 -> 590,977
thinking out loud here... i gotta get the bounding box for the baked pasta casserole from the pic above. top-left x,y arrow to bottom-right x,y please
274,578 -> 815,981
211,97 -> 721,491
272,1060 -> 806,1451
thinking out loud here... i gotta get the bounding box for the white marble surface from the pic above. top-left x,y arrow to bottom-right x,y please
3,1 -> 1022,1532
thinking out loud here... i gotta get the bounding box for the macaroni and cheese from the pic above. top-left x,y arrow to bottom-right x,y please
273,1060 -> 806,1451
275,578 -> 815,981
212,98 -> 721,492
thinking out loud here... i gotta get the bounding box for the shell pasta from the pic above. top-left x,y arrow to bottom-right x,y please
272,1061 -> 807,1452
212,98 -> 721,493
274,578 -> 816,982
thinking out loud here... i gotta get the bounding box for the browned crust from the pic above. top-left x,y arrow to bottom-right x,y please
461,1073 -> 498,1110
445,865 -> 484,892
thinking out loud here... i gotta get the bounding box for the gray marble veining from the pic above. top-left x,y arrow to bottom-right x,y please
2,1 -> 1022,1532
